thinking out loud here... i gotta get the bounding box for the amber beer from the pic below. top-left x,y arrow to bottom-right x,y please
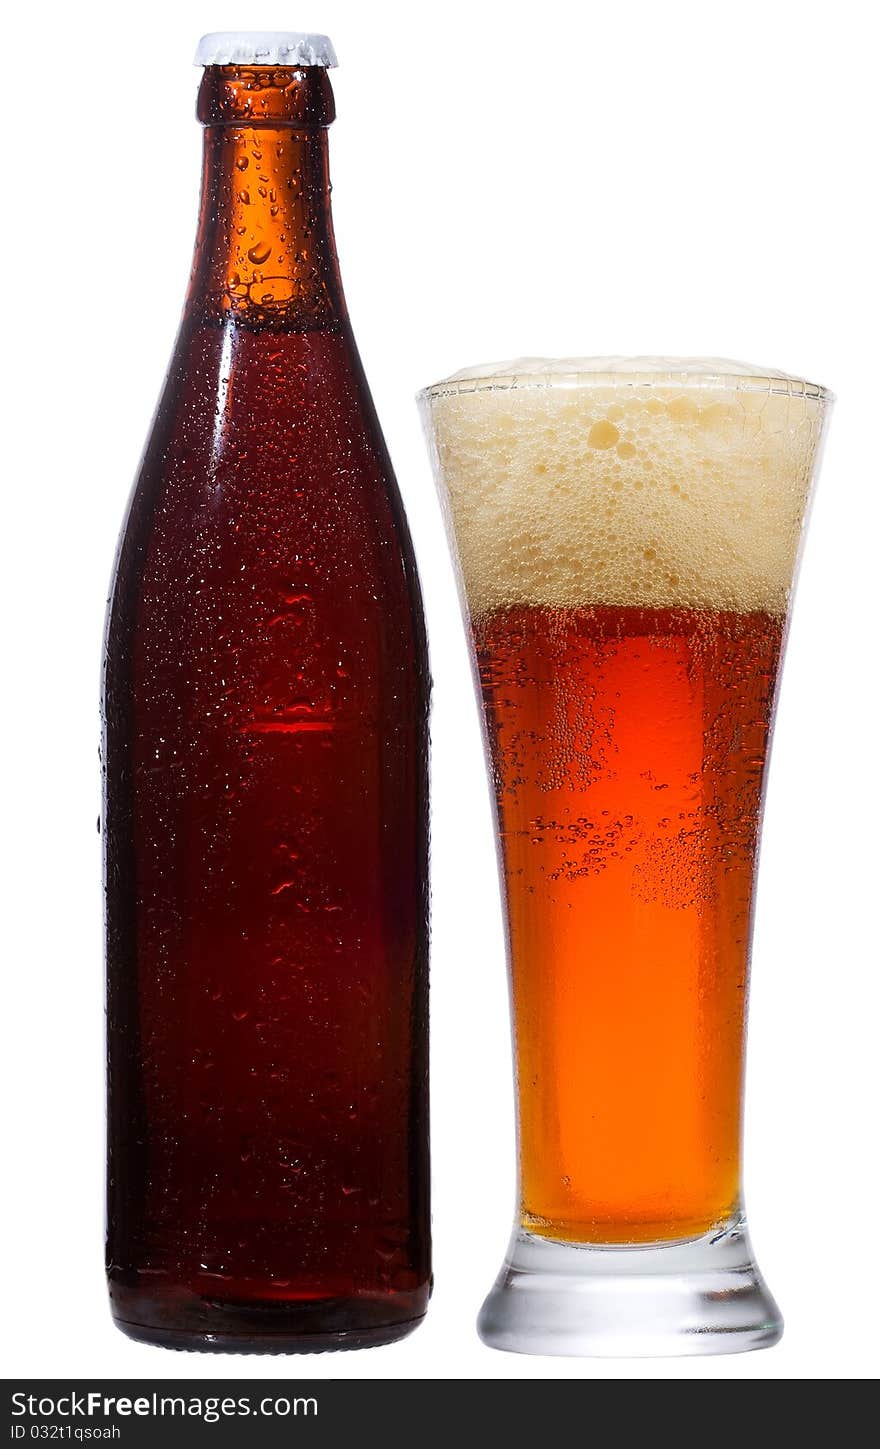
103,34 -> 429,1352
424,359 -> 828,1292
476,602 -> 780,1242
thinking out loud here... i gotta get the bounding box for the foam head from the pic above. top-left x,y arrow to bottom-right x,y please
420,358 -> 830,618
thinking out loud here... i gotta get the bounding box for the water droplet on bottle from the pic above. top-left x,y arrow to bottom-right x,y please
247,241 -> 272,266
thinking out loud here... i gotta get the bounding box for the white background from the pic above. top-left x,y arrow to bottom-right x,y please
3,0 -> 878,1382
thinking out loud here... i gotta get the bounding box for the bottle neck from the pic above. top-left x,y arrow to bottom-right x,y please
189,65 -> 346,330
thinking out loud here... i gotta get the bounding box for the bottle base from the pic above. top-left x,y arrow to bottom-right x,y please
109,1280 -> 428,1354
113,1314 -> 425,1355
477,1219 -> 782,1358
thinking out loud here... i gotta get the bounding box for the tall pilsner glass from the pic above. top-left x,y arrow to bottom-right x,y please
420,358 -> 829,1356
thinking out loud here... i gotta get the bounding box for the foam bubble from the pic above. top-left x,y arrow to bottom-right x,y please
421,359 -> 829,617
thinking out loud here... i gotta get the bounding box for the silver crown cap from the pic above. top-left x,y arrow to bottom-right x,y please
194,31 -> 337,68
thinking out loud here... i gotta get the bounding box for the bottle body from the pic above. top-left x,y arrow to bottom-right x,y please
103,59 -> 429,1351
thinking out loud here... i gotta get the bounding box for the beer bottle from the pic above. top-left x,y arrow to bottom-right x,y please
102,32 -> 430,1352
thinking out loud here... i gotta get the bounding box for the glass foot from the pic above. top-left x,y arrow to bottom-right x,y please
477,1219 -> 782,1357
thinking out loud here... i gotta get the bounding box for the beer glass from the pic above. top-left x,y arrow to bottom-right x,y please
420,358 -> 829,1355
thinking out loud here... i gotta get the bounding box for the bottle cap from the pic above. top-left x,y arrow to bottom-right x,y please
194,31 -> 338,68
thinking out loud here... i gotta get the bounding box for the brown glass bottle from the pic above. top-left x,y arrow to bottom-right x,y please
103,42 -> 430,1352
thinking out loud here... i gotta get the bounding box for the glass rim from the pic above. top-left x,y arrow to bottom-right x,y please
419,357 -> 833,405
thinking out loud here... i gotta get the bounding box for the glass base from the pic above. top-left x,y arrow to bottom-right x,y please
477,1219 -> 782,1357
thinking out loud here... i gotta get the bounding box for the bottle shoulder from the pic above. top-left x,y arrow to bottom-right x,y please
107,318 -> 423,641
129,320 -> 403,515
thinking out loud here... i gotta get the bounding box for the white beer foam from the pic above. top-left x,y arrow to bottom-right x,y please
422,358 -> 829,617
